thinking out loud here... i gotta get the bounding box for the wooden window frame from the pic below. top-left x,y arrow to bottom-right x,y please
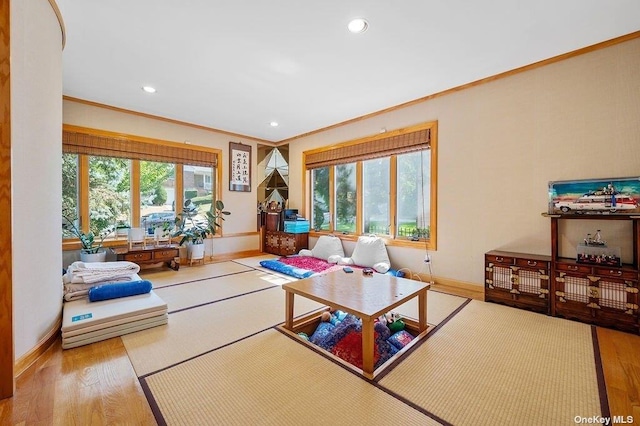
62,125 -> 222,250
303,121 -> 438,250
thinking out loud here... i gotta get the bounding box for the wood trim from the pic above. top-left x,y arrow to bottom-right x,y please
415,274 -> 484,300
0,0 -> 13,399
47,0 -> 65,48
221,231 -> 259,238
429,121 -> 438,251
279,31 -> 640,146
14,317 -> 61,378
63,97 -> 273,144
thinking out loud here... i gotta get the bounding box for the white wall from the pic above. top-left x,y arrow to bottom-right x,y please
289,38 -> 640,287
11,0 -> 63,359
63,101 -> 261,254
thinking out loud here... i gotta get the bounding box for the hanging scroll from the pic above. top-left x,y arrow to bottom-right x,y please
229,142 -> 251,192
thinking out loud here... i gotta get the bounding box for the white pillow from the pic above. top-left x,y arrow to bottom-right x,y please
351,235 -> 390,272
311,235 -> 345,261
298,249 -> 313,257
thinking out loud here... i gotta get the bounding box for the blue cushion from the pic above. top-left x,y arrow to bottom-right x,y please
88,280 -> 153,302
259,259 -> 315,279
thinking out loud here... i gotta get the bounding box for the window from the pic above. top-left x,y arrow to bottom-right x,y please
62,125 -> 221,246
397,150 -> 430,239
305,122 -> 437,248
335,163 -> 357,233
89,156 -> 131,235
311,167 -> 330,231
363,157 -> 390,235
140,161 -> 175,234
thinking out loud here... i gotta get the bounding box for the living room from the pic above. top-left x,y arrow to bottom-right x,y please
2,1 -> 640,424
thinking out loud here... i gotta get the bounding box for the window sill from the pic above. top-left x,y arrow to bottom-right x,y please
308,231 -> 434,250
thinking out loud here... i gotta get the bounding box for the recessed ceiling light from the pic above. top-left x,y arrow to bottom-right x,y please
142,86 -> 156,93
348,18 -> 369,34
270,121 -> 279,127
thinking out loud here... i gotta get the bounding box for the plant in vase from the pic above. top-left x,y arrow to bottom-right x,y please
172,199 -> 231,264
154,220 -> 173,245
62,211 -> 113,262
115,220 -> 131,237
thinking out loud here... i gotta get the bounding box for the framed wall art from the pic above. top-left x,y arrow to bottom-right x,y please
229,142 -> 251,192
548,176 -> 640,216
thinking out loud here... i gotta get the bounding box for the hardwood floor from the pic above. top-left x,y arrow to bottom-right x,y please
1,278 -> 638,425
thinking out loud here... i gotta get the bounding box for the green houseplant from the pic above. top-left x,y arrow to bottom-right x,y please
62,211 -> 113,261
173,199 -> 231,261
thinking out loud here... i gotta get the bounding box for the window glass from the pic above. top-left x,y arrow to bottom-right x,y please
140,161 -> 176,235
335,163 -> 357,233
311,167 -> 330,231
88,156 -> 131,236
363,158 -> 390,235
182,165 -> 214,226
62,153 -> 79,238
397,150 -> 430,239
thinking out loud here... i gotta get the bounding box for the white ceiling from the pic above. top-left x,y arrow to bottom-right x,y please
57,1 -> 640,142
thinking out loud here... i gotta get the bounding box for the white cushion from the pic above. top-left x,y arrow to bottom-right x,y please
350,235 -> 390,270
298,249 -> 313,257
311,235 -> 345,261
338,257 -> 354,265
327,254 -> 342,264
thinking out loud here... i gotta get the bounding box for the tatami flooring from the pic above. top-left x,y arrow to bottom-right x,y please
1,255 -> 639,425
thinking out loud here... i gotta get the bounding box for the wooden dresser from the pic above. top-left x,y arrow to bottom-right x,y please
113,245 -> 180,269
264,231 -> 308,256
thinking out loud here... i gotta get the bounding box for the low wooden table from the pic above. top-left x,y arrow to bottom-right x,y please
281,270 -> 430,379
112,245 -> 180,270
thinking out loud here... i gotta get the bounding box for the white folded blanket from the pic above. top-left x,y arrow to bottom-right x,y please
63,261 -> 141,284
63,275 -> 137,301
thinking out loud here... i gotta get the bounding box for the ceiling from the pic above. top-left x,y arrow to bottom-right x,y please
56,1 -> 640,143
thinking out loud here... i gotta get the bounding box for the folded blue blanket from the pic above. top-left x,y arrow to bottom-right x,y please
88,280 -> 153,302
259,260 -> 315,279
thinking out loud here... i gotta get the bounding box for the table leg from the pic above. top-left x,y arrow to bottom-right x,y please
284,291 -> 294,330
362,317 -> 374,379
418,289 -> 428,332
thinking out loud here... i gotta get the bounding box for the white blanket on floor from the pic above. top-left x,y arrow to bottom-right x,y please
63,275 -> 139,301
63,261 -> 141,284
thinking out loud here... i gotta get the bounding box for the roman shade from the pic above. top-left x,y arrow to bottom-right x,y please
62,129 -> 217,167
304,128 -> 429,170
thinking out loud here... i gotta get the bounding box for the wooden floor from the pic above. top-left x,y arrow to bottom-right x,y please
1,280 -> 638,425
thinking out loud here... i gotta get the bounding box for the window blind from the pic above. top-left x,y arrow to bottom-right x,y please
304,128 -> 429,170
62,129 -> 217,167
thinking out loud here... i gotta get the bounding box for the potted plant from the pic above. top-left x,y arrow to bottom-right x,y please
115,220 -> 131,237
63,212 -> 113,262
154,220 -> 173,246
173,199 -> 231,263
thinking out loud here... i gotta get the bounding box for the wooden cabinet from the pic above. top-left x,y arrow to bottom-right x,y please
484,250 -> 551,314
114,245 -> 180,269
549,215 -> 640,334
264,231 -> 308,256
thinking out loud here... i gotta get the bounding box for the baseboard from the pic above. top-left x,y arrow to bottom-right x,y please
15,316 -> 62,378
414,273 -> 484,300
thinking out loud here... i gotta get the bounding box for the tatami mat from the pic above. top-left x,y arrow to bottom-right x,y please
140,260 -> 255,288
379,300 -> 602,426
123,286 -> 326,376
394,289 -> 468,325
153,270 -> 282,312
143,329 -> 441,426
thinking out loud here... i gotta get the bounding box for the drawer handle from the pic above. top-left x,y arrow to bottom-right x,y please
527,261 -> 537,266
610,270 -> 622,276
495,257 -> 504,262
568,265 -> 578,271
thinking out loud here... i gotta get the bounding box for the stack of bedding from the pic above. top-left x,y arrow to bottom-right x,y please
61,261 -> 168,349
